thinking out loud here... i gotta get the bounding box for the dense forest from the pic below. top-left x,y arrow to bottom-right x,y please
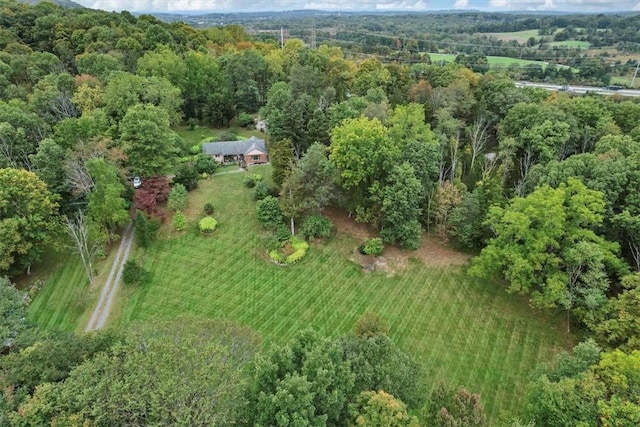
1,0 -> 639,425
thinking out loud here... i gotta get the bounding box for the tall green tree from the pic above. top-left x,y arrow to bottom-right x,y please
470,178 -> 627,330
11,319 -> 259,426
119,104 -> 180,177
86,157 -> 128,239
379,163 -> 423,250
0,168 -> 58,274
329,117 -> 399,223
280,143 -> 338,234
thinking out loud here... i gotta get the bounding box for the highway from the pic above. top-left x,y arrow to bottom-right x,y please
515,81 -> 640,98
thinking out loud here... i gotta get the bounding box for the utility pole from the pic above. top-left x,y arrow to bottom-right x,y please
631,59 -> 640,88
280,27 -> 284,49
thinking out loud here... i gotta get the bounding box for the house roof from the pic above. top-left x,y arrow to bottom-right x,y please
202,136 -> 266,156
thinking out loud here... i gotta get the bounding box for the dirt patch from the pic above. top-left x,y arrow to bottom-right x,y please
325,208 -> 470,269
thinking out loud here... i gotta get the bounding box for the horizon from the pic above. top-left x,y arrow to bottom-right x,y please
71,0 -> 640,14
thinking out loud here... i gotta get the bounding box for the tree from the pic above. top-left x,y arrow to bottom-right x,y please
351,390 -> 420,427
330,117 -> 397,191
588,273 -> 640,351
280,143 -> 338,235
134,209 -> 155,249
330,117 -> 399,224
379,163 -> 423,250
339,333 -> 423,408
256,196 -> 283,231
0,277 -> 29,351
422,380 -> 487,427
470,179 -> 627,331
13,318 -> 259,426
268,138 -> 295,188
0,168 -> 58,274
0,100 -> 49,170
248,330 -> 356,426
64,210 -> 104,286
167,183 -> 187,212
86,157 -> 128,239
120,104 -> 180,177
132,175 -> 170,220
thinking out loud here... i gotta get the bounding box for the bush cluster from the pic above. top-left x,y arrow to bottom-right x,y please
301,214 -> 333,240
360,237 -> 384,256
269,237 -> 310,265
172,211 -> 186,231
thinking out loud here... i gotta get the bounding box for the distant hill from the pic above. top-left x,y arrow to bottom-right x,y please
17,0 -> 85,9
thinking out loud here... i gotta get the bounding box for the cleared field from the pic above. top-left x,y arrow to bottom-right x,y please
480,28 -> 564,44
480,29 -> 544,43
120,167 -> 572,422
429,52 -> 553,69
548,40 -> 591,49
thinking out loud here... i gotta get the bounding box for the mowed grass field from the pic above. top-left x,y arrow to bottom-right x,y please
120,166 -> 571,422
27,234 -> 129,332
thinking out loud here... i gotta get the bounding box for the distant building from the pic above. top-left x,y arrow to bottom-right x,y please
202,136 -> 268,166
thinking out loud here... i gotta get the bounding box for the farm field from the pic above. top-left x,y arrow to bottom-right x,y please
118,166 -> 572,422
548,40 -> 590,49
479,28 -> 560,43
429,52 -> 554,69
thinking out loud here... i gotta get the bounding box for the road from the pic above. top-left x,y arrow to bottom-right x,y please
85,223 -> 135,332
515,81 -> 640,97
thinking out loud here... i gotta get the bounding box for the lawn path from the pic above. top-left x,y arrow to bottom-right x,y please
85,223 -> 134,331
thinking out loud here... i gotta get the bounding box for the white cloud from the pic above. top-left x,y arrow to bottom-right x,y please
486,0 -> 639,10
454,0 -> 469,7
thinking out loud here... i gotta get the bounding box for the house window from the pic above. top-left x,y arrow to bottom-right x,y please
251,155 -> 261,161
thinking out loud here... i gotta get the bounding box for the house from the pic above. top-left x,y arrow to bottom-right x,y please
202,136 -> 268,166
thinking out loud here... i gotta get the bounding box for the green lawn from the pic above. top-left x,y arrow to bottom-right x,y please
119,166 -> 572,423
27,235 -> 129,332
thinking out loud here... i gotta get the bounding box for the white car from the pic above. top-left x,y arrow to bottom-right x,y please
133,176 -> 142,188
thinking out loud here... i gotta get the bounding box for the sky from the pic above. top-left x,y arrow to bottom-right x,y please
76,0 -> 640,13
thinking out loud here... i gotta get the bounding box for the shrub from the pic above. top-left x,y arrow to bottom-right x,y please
243,175 -> 256,188
361,237 -> 383,256
217,131 -> 238,142
256,196 -> 283,230
173,162 -> 199,191
286,237 -> 309,264
122,260 -> 147,286
172,210 -> 186,231
275,224 -> 291,242
300,214 -> 332,240
199,216 -> 218,234
269,249 -> 285,264
253,181 -> 270,201
237,112 -> 254,128
189,143 -> 202,155
252,173 -> 263,182
203,202 -> 215,215
194,155 -> 218,175
353,312 -> 390,337
168,184 -> 188,212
